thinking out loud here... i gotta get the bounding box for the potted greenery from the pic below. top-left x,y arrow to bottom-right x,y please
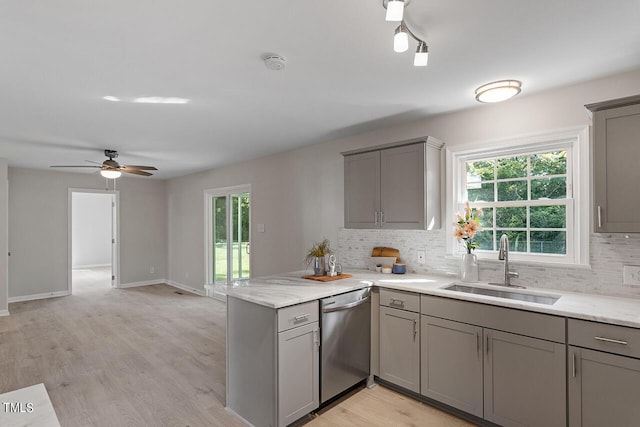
306,238 -> 333,276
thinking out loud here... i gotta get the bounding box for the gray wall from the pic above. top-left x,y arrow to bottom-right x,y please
8,168 -> 167,298
166,68 -> 640,294
72,192 -> 113,268
0,158 -> 7,314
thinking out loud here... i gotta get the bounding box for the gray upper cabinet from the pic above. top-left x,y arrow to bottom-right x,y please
343,150 -> 381,228
587,95 -> 640,232
343,137 -> 443,230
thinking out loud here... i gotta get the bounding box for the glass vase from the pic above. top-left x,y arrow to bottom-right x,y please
313,256 -> 326,276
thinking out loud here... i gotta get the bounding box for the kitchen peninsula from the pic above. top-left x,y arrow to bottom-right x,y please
226,270 -> 640,427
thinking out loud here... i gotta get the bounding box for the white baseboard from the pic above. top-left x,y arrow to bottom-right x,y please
8,290 -> 71,303
165,280 -> 206,296
0,309 -> 9,316
118,279 -> 164,289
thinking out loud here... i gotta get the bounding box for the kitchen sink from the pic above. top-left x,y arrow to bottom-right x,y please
442,283 -> 561,305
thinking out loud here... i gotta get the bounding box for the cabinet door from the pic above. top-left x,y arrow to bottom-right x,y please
380,143 -> 426,229
344,151 -> 381,228
379,306 -> 420,392
484,329 -> 566,427
569,346 -> 640,427
278,322 -> 319,427
420,315 -> 483,417
593,103 -> 640,232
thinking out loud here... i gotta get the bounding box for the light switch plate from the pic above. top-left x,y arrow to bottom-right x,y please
623,265 -> 640,286
257,223 -> 265,233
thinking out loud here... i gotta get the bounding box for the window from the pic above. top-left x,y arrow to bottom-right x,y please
449,128 -> 589,265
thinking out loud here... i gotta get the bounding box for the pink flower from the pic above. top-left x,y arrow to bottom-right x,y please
452,202 -> 483,252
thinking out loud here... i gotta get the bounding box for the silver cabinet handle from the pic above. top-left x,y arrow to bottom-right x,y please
572,352 -> 576,378
594,336 -> 628,345
389,298 -> 405,308
380,210 -> 385,225
294,314 -> 310,322
313,329 -> 319,349
374,211 -> 378,226
597,206 -> 602,228
413,319 -> 417,341
476,332 -> 480,356
486,333 -> 490,355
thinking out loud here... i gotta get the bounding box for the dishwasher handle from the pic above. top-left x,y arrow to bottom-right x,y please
322,296 -> 370,313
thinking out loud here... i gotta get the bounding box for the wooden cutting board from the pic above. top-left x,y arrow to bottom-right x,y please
302,274 -> 353,282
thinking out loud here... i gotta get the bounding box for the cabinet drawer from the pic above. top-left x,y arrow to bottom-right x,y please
278,301 -> 319,332
568,318 -> 640,358
380,288 -> 420,312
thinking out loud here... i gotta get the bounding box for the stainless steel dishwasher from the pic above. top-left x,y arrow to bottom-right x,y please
320,287 -> 371,404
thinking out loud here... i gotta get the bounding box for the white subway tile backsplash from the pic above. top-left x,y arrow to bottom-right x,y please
337,228 -> 640,299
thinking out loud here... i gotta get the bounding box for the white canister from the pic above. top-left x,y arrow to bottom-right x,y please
460,253 -> 479,282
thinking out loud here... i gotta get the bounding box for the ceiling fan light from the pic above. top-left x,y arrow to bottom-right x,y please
393,24 -> 409,53
101,169 -> 122,179
385,0 -> 404,21
414,42 -> 429,66
475,80 -> 522,103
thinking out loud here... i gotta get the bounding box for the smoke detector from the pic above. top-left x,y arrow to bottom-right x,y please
264,55 -> 286,71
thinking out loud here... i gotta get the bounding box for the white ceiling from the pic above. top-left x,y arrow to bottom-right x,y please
1,1 -> 639,179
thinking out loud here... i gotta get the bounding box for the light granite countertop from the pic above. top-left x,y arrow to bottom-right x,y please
225,269 -> 640,329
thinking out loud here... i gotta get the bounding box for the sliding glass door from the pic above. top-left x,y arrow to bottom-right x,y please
207,186 -> 251,287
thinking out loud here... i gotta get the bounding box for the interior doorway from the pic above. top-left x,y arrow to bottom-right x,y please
69,189 -> 119,293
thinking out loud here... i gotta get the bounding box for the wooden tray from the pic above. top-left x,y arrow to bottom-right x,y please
302,273 -> 353,282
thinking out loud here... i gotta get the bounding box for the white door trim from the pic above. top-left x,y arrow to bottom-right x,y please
68,188 -> 120,293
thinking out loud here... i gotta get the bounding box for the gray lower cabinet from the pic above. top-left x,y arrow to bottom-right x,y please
278,322 -> 320,427
484,329 -> 566,427
227,297 -> 320,427
420,295 -> 566,427
379,305 -> 420,392
568,317 -> 640,426
420,315 -> 483,417
568,346 -> 640,427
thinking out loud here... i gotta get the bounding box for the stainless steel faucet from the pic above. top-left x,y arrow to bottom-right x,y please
498,234 -> 520,287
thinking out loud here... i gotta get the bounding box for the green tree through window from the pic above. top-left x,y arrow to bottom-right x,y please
465,150 -> 568,255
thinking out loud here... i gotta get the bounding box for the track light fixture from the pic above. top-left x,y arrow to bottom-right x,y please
382,0 -> 428,67
385,0 -> 405,21
414,41 -> 429,67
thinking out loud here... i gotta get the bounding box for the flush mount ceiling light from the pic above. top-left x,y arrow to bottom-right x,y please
381,0 -> 428,67
475,80 -> 523,103
102,95 -> 189,104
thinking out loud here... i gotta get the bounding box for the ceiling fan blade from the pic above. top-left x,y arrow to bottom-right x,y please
50,165 -> 101,168
85,160 -> 103,165
121,169 -> 153,176
121,165 -> 158,171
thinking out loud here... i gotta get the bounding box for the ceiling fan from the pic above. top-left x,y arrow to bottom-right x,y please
50,149 -> 158,178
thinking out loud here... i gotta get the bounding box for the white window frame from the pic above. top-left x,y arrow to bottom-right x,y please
446,127 -> 590,266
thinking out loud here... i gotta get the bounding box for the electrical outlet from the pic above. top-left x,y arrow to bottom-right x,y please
623,265 -> 640,286
150,267 -> 155,274
417,250 -> 426,265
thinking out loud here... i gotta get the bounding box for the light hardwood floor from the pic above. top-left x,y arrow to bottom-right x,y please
0,270 -> 475,426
